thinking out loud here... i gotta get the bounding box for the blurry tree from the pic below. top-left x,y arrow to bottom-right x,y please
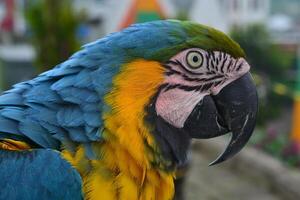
25,0 -> 82,72
230,24 -> 294,125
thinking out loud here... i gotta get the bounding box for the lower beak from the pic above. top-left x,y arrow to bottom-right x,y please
183,72 -> 258,165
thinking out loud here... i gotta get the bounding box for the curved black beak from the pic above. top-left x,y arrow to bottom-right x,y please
183,72 -> 258,165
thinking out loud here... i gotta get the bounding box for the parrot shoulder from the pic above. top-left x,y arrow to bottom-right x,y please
0,46 -> 111,150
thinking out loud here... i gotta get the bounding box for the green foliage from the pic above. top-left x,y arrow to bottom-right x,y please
230,24 -> 294,125
25,0 -> 82,72
230,24 -> 292,78
251,129 -> 300,168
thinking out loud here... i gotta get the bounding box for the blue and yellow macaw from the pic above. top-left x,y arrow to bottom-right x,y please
0,20 -> 257,200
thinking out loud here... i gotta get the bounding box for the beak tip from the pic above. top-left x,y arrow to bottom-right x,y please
208,146 -> 232,166
208,160 -> 222,166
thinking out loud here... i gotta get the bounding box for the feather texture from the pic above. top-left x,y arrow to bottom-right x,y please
0,20 -> 246,199
0,149 -> 82,200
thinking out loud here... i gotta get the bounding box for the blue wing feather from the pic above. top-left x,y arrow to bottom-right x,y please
0,149 -> 83,200
66,127 -> 91,142
84,112 -> 101,127
86,128 -> 101,141
0,107 -> 24,121
57,106 -> 85,127
24,82 -> 61,103
51,75 -> 77,91
0,116 -> 22,135
0,93 -> 24,106
19,119 -> 60,148
44,65 -> 81,77
74,69 -> 93,89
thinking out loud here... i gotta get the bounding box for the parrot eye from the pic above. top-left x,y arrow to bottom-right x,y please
186,51 -> 203,69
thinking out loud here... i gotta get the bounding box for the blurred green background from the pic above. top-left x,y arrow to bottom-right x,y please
1,0 -> 300,199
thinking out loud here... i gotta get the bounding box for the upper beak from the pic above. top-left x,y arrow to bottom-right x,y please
183,72 -> 258,165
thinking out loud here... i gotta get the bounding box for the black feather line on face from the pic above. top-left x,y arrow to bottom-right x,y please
216,57 -> 219,66
205,71 -> 215,75
203,75 -> 224,82
209,51 -> 217,70
236,61 -> 243,72
200,82 -> 214,92
214,80 -> 223,87
174,59 -> 204,76
209,58 -> 215,71
181,74 -> 207,82
164,63 -> 206,81
163,84 -> 201,92
205,53 -> 210,71
227,59 -> 234,73
220,57 -> 227,74
163,64 -> 182,76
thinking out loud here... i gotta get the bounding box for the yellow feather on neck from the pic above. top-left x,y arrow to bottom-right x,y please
104,59 -> 165,165
63,60 -> 175,200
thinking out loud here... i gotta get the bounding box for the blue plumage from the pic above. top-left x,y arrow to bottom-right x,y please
0,20 -> 191,198
19,119 -> 60,148
73,69 -> 93,89
57,106 -> 85,127
1,107 -> 24,121
0,149 -> 82,200
0,116 -> 22,135
0,93 -> 24,106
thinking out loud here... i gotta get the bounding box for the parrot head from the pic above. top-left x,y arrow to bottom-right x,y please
103,20 -> 258,169
149,48 -> 257,166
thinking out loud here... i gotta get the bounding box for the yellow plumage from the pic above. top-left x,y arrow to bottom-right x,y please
0,139 -> 31,150
62,60 -> 175,200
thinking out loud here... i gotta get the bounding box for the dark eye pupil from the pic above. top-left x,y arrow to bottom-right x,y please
193,56 -> 199,63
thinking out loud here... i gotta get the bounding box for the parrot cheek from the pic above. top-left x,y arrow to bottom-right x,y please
155,88 -> 207,128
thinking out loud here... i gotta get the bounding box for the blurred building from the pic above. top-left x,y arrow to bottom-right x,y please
267,13 -> 300,48
74,0 -> 132,41
190,0 -> 270,33
73,0 -> 171,41
0,0 -> 271,42
0,44 -> 35,90
0,0 -> 26,43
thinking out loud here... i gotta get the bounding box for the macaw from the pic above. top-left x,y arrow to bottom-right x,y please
0,20 -> 257,200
